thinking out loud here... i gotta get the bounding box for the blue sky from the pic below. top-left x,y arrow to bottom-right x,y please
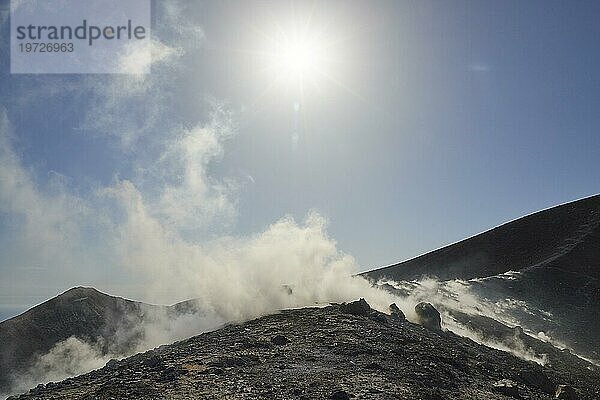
0,0 -> 599,320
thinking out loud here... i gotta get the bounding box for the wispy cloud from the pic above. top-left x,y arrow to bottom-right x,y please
117,38 -> 182,75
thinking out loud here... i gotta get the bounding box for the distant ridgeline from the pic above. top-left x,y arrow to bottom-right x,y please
363,194 -> 600,282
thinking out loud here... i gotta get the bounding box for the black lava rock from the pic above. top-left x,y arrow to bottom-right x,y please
340,298 -> 371,316
271,335 -> 290,345
330,389 -> 351,399
389,303 -> 406,321
415,302 -> 442,331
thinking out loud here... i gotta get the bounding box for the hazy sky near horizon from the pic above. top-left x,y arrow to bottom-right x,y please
0,0 -> 599,319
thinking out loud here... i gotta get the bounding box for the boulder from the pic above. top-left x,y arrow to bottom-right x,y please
271,335 -> 290,346
389,303 -> 406,321
143,355 -> 164,369
340,298 -> 371,317
369,311 -> 388,324
518,367 -> 555,394
493,379 -> 520,398
414,302 -> 442,331
555,385 -> 577,399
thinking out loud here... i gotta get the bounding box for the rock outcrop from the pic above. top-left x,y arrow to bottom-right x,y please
414,302 -> 442,331
389,303 -> 406,321
519,367 -> 555,394
340,298 -> 371,316
555,385 -> 578,400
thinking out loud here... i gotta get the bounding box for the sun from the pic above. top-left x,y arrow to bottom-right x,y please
271,35 -> 322,81
264,29 -> 329,90
244,15 -> 353,106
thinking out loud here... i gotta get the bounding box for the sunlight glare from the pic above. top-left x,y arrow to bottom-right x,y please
266,30 -> 327,87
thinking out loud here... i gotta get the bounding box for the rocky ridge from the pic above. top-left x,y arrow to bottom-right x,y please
11,300 -> 600,400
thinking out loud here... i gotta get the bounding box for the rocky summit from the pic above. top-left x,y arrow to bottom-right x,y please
10,300 -> 600,400
0,286 -> 208,396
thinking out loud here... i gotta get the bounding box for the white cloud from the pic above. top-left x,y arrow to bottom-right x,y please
155,0 -> 205,43
117,38 -> 183,75
80,0 -> 206,149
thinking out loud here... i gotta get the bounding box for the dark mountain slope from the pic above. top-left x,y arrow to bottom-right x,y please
0,287 -> 195,394
363,194 -> 600,282
363,195 -> 600,360
11,301 -> 600,400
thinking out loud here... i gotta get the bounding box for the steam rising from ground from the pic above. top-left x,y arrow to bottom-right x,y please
0,106 -> 569,396
1,66 -> 582,398
0,104 -> 398,397
7,338 -> 115,397
378,278 -> 555,365
5,274 -> 564,398
0,3 -> 584,396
